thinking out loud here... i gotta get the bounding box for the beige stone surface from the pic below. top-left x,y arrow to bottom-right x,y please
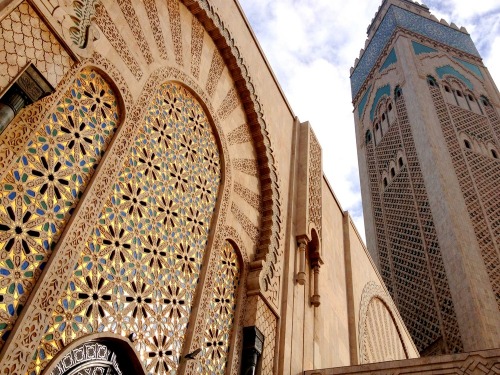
305,348 -> 500,374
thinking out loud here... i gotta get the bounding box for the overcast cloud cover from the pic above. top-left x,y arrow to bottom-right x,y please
238,0 -> 500,242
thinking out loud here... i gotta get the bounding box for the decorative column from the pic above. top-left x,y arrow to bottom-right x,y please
310,262 -> 321,307
296,238 -> 308,285
240,326 -> 265,375
0,63 -> 54,133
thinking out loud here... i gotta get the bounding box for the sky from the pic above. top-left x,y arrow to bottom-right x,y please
238,0 -> 500,242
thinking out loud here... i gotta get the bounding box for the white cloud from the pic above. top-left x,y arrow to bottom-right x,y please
238,0 -> 500,243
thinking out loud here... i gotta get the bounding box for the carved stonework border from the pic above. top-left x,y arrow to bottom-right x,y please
181,0 -> 284,312
308,128 -> 322,241
222,225 -> 249,375
357,281 -> 410,364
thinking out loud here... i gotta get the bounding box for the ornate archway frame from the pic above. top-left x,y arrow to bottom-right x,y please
179,0 -> 285,312
0,1 -> 284,372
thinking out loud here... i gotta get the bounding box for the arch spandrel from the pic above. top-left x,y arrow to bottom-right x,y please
0,1 -> 283,374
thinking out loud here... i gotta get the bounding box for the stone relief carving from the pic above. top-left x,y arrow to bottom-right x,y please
0,1 -> 74,93
94,3 -> 143,80
116,0 -> 154,64
309,130 -> 322,238
68,0 -> 99,49
179,0 -> 284,311
234,181 -> 262,213
166,0 -> 184,66
190,17 -> 205,79
233,158 -> 259,177
231,202 -> 260,243
216,87 -> 240,121
228,123 -> 253,145
205,50 -> 225,97
143,0 -> 169,60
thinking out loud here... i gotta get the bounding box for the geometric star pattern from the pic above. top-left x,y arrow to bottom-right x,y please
30,82 -> 222,375
0,68 -> 119,349
200,240 -> 240,374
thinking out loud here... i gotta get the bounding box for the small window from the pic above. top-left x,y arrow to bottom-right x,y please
427,76 -> 437,87
398,157 -> 403,167
492,149 -> 498,159
464,140 -> 471,149
383,178 -> 388,187
482,98 -> 489,106
456,90 -> 462,97
468,94 -> 474,101
382,113 -> 386,121
375,123 -> 379,131
444,85 -> 450,93
388,103 -> 392,112
365,130 -> 372,143
395,87 -> 402,98
390,168 -> 395,177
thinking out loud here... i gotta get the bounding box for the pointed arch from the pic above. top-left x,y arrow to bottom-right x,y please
0,64 -> 124,349
33,77 -> 225,375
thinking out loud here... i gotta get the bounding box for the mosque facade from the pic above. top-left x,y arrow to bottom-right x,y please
0,0 -> 497,374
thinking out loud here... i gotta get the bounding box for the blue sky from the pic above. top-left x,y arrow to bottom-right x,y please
238,0 -> 500,241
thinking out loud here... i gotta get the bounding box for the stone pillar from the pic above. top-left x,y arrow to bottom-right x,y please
310,263 -> 320,307
296,238 -> 308,285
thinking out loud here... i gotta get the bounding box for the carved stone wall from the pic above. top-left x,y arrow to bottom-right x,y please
0,1 -> 74,93
429,82 -> 500,306
295,121 -> 322,243
364,82 -> 463,354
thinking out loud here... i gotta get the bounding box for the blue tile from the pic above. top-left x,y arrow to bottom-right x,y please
436,65 -> 473,89
412,41 -> 437,55
370,84 -> 391,121
351,5 -> 479,99
358,85 -> 372,119
453,58 -> 483,79
380,48 -> 397,72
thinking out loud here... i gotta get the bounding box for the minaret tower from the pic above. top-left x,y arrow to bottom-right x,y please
351,0 -> 500,355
